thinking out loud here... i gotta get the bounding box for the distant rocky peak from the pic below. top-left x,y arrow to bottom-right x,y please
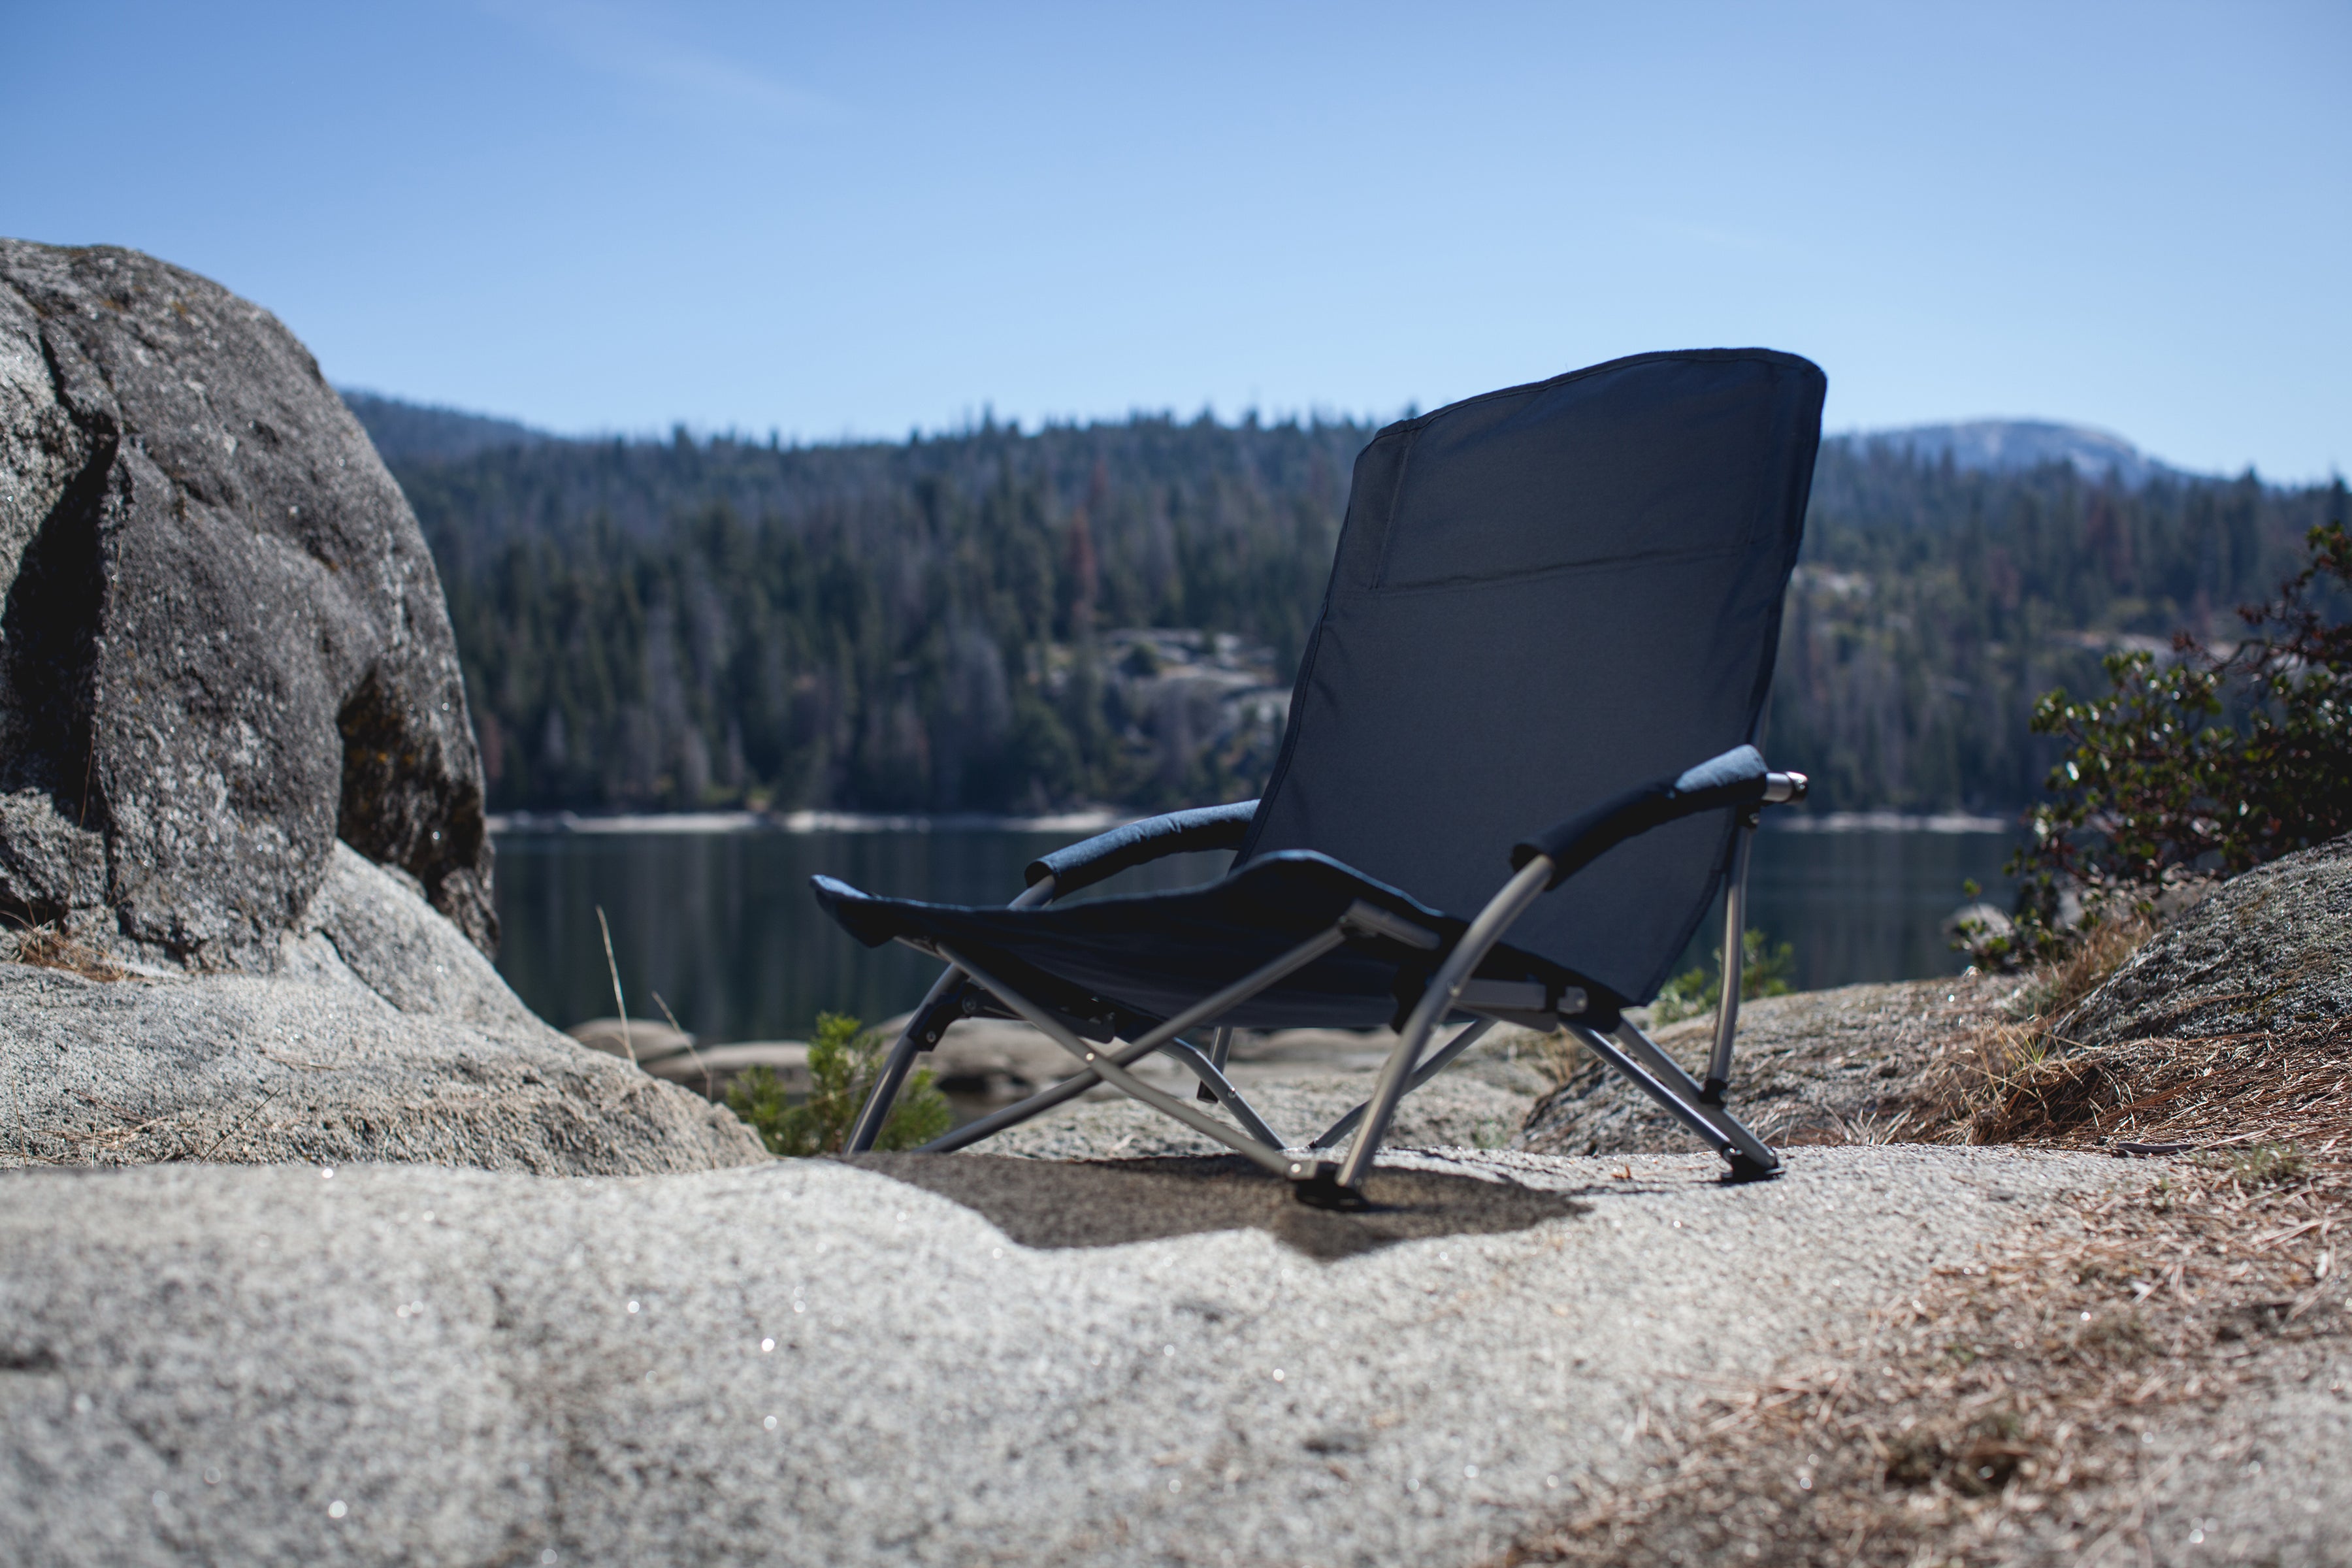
1839,419 -> 2180,487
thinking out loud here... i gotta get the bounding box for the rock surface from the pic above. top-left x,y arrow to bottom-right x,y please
0,240 -> 493,966
0,1146 -> 2134,1568
981,1071 -> 1535,1161
950,1020 -> 1552,1160
1,843 -> 764,1174
2061,833 -> 2351,1047
1518,973 -> 2016,1156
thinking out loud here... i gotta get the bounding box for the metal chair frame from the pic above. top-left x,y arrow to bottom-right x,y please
845,774 -> 1803,1200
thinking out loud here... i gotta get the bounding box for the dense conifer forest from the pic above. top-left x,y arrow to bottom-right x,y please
348,394 -> 2347,817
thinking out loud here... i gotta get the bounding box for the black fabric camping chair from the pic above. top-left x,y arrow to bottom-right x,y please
815,348 -> 1826,1205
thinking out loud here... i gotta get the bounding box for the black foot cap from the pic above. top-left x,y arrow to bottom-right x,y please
1721,1151 -> 1780,1184
1290,1164 -> 1373,1211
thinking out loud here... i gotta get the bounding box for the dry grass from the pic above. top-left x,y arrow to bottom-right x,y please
1528,1028 -> 1584,1088
1878,913 -> 2168,1147
4,922 -> 129,981
1505,904 -> 2352,1565
1504,1155 -> 2351,1568
1963,1023 -> 2352,1153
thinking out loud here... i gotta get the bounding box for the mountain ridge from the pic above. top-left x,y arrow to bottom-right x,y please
343,391 -> 2198,487
340,389 -> 2343,818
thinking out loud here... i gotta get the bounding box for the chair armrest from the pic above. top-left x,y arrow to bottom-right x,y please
1509,745 -> 1806,890
1024,800 -> 1260,898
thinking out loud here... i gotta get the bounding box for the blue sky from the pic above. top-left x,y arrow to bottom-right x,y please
5,2 -> 2345,478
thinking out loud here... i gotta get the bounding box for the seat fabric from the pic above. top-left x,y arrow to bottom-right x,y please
812,851 -> 1607,1034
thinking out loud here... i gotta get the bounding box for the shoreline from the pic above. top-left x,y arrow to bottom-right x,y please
485,806 -> 2019,836
486,806 -> 1138,836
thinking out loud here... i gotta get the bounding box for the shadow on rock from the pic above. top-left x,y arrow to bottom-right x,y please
836,1152 -> 1586,1260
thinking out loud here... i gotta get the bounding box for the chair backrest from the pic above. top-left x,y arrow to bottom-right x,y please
1235,348 -> 1825,1004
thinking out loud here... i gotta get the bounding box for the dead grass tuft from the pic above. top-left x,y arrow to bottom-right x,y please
2013,910 -> 2157,1026
5,923 -> 129,981
1953,1024 -> 2352,1152
1505,1157 -> 2352,1568
1867,909 -> 2352,1152
1527,1028 -> 1583,1088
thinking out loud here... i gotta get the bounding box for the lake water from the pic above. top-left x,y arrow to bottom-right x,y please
491,825 -> 2021,1044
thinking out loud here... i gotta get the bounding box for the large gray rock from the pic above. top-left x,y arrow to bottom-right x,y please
0,1147 -> 2127,1567
2061,833 -> 2352,1047
0,240 -> 493,968
1,843 -> 764,1174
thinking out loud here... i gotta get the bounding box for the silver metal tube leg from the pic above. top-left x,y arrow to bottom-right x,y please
924,923 -> 1354,1154
922,1056 -> 1103,1152
1310,1017 -> 1497,1150
924,1031 -> 1258,1154
845,965 -> 962,1153
844,875 -> 1057,1153
1336,858 -> 1554,1189
1561,1022 -> 1744,1162
1197,1024 -> 1234,1103
938,943 -> 1322,1178
1608,1019 -> 1778,1171
1705,821 -> 1754,1099
1158,1039 -> 1285,1148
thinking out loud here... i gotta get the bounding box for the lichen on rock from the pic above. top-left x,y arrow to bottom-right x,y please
0,240 -> 762,1176
0,239 -> 493,968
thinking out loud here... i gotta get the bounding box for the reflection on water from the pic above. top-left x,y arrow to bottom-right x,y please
1727,828 -> 2017,991
491,826 -> 2019,1043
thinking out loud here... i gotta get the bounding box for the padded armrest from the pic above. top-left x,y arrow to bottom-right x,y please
1510,746 -> 1804,890
1023,800 -> 1260,897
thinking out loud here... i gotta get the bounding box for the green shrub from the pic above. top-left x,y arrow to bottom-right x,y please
1967,517 -> 2351,969
727,1012 -> 955,1156
1650,927 -> 1795,1024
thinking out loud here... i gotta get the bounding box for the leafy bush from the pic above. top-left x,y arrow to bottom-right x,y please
727,1012 -> 955,1156
1967,517 -> 2351,968
1650,928 -> 1795,1025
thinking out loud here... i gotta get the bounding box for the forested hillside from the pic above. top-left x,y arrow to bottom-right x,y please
358,397 -> 2347,817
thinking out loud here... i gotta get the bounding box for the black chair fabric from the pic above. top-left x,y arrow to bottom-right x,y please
1237,349 -> 1823,1003
812,349 -> 1825,1016
813,851 -> 1599,1032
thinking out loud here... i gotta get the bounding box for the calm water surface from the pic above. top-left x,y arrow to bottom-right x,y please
491,826 -> 2020,1043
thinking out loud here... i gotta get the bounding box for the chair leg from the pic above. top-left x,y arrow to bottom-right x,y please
935,938 -> 1348,1180
922,1032 -> 1201,1152
1157,1037 -> 1284,1147
1607,1018 -> 1778,1171
1334,858 -> 1554,1191
1196,1024 -> 1233,1103
1309,1019 -> 1497,1150
1703,817 -> 1756,1103
847,876 -> 1061,1154
1565,1022 -> 1779,1179
844,967 -> 964,1153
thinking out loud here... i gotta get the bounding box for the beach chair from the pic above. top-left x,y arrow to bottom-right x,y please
816,348 -> 1825,1205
